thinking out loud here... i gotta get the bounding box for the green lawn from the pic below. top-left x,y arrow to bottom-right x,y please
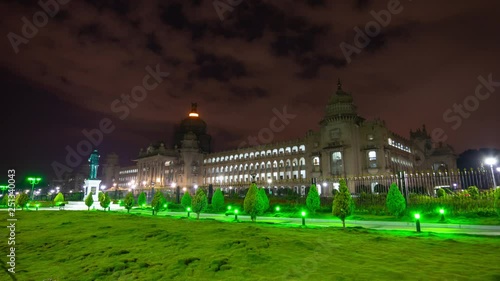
2,211 -> 500,281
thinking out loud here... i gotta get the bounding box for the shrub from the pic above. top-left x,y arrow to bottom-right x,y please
306,184 -> 320,214
244,183 -> 264,221
495,189 -> 500,216
436,188 -> 446,198
258,188 -> 269,214
211,188 -> 225,212
17,193 -> 30,210
85,193 -> 94,210
54,192 -> 65,205
192,188 -> 208,219
137,192 -> 147,208
467,186 -> 479,198
332,179 -> 354,228
1,195 -> 8,206
100,193 -> 111,211
123,192 -> 135,213
386,183 -> 406,217
181,192 -> 192,209
151,192 -> 165,215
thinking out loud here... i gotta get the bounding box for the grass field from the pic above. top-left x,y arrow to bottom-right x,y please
2,211 -> 500,281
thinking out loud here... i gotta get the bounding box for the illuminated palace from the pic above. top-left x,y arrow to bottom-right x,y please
102,81 -> 457,197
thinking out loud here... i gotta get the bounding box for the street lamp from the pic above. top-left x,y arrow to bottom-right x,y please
27,177 -> 42,200
0,185 -> 9,195
484,157 -> 498,188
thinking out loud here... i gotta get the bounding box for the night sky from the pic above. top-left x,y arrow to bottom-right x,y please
1,0 -> 499,183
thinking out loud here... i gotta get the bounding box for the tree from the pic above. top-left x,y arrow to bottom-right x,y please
1,194 -> 8,206
123,192 -> 135,213
16,193 -> 30,210
85,193 -> 94,210
192,188 -> 208,219
100,192 -> 111,211
306,184 -> 321,214
181,192 -> 192,209
211,188 -> 225,212
98,192 -> 104,202
332,179 -> 354,228
244,183 -> 265,221
151,192 -> 165,215
137,192 -> 147,208
258,188 -> 269,214
386,183 -> 406,217
467,186 -> 479,198
54,192 -> 65,206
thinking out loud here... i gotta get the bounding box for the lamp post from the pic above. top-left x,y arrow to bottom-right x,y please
267,179 -> 272,195
301,211 -> 306,226
27,177 -> 42,201
0,185 -> 8,196
485,157 -> 497,188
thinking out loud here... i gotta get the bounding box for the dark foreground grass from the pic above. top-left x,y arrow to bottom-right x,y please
2,211 -> 500,281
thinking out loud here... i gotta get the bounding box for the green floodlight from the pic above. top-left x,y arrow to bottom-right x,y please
234,209 -> 239,221
439,209 -> 444,214
187,207 -> 191,218
35,203 -> 40,211
301,211 -> 306,226
275,206 -> 280,212
227,205 -> 232,210
414,213 -> 421,232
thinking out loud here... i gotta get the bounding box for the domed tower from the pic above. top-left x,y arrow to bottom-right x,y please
320,79 -> 362,125
173,103 -> 212,153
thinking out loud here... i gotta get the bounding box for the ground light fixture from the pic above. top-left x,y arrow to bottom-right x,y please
35,203 -> 40,211
415,213 -> 421,233
275,206 -> 280,212
301,211 -> 306,226
187,207 -> 191,218
439,209 -> 445,222
227,205 -> 232,211
234,209 -> 239,221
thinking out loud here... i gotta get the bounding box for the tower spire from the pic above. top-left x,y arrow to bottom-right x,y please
189,102 -> 199,117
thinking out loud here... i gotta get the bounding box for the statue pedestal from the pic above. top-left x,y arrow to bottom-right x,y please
84,179 -> 102,205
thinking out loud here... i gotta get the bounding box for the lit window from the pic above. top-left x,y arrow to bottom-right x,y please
313,157 -> 320,166
368,151 -> 377,168
331,152 -> 343,175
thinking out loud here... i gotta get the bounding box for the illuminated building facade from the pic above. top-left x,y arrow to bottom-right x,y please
105,81 -> 457,196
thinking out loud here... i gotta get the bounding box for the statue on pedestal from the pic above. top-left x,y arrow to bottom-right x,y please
88,150 -> 100,180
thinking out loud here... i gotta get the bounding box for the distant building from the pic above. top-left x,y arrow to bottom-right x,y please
104,80 -> 457,196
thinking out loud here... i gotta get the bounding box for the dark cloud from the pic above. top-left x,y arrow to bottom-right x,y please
190,50 -> 247,82
0,0 -> 499,179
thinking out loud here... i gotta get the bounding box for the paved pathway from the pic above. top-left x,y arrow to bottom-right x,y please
164,211 -> 500,236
